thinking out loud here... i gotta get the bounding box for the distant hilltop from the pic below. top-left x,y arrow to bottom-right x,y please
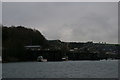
2,25 -> 120,62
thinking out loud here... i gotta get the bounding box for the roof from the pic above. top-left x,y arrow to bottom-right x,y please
24,45 -> 41,48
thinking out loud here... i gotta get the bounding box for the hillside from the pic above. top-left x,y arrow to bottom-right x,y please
2,26 -> 48,62
2,25 -> 120,62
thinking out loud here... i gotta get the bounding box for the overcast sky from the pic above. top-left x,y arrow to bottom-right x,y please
2,2 -> 118,44
0,2 -> 1,25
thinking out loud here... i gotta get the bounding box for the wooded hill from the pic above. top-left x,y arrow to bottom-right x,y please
2,26 -> 48,62
2,25 -> 120,62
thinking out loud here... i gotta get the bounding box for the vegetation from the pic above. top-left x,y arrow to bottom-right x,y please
2,25 -> 48,62
2,25 -> 120,62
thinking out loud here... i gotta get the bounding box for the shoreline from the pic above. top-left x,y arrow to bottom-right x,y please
2,59 -> 119,63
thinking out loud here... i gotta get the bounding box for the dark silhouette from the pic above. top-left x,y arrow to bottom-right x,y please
2,25 -> 120,62
2,25 -> 48,62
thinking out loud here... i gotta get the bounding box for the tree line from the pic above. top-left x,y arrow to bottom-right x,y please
2,25 -> 120,62
2,25 -> 48,62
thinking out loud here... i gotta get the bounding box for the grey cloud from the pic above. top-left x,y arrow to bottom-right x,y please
0,1 -> 1,23
3,2 -> 118,43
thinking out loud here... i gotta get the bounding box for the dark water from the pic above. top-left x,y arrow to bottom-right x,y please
2,60 -> 118,78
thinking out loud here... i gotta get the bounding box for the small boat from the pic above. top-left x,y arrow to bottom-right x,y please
62,56 -> 68,61
41,59 -> 47,62
37,56 -> 47,62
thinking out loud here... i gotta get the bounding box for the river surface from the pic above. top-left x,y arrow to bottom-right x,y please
2,60 -> 118,78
